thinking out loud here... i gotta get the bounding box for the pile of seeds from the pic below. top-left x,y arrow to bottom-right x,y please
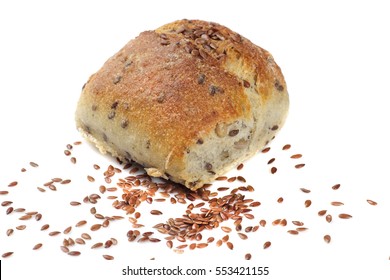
0,140 -> 380,261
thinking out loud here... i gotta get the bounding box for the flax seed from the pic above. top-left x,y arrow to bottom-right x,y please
16,225 -> 26,230
238,233 -> 248,240
237,163 -> 244,170
245,253 -> 252,260
271,167 -> 277,174
367,199 -> 377,206
300,188 -> 311,193
332,184 -> 341,190
103,255 -> 114,260
0,190 -> 9,195
277,197 -> 284,203
68,251 -> 81,256
295,163 -> 305,169
318,210 -> 327,216
324,234 -> 331,243
63,226 -> 72,234
49,231 -> 61,236
6,229 -> 14,236
91,224 -> 102,231
304,200 -> 312,207
87,175 -> 95,182
29,162 -> 39,167
33,243 -> 43,250
2,252 -> 14,258
338,213 -> 352,219
8,181 -> 18,187
290,154 -> 302,159
260,220 -> 266,227
221,226 -> 232,233
76,220 -> 87,227
91,242 -> 103,249
70,201 -> 81,206
41,224 -> 49,231
282,144 -> 291,150
263,241 -> 271,249
326,214 -> 332,223
81,233 -> 91,240
226,242 -> 234,250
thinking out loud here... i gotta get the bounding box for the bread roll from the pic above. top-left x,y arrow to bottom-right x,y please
75,19 -> 289,190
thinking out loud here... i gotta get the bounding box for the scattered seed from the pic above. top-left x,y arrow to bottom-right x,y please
324,234 -> 331,243
300,188 -> 311,193
68,251 -> 81,256
295,163 -> 306,169
70,157 -> 77,164
367,199 -> 377,206
238,233 -> 248,240
6,229 -> 14,236
332,184 -> 341,190
292,221 -> 304,226
221,226 -> 232,233
245,253 -> 252,260
64,150 -> 71,156
70,201 -> 81,206
33,243 -> 43,250
76,220 -> 87,227
63,226 -> 72,234
318,210 -> 327,216
16,225 -> 26,230
326,214 -> 332,223
263,241 -> 271,249
6,207 -> 13,215
103,255 -> 114,260
91,224 -> 102,231
197,243 -> 208,249
49,231 -> 61,236
87,175 -> 95,182
60,246 -> 69,253
226,242 -> 234,250
8,181 -> 18,187
41,224 -> 50,231
290,154 -> 302,159
150,210 -> 163,215
260,220 -> 266,227
287,230 -> 299,235
271,167 -> 277,174
237,176 -> 246,183
338,213 -> 352,219
1,201 -> 13,206
29,162 -> 39,167
76,238 -> 86,245
250,201 -> 261,207
61,179 -> 71,184
37,187 -> 46,192
207,237 -> 215,243
304,200 -> 312,208
81,233 -> 91,240
266,158 -> 275,166
237,163 -> 244,170
93,164 -> 100,170
0,190 -> 9,195
282,144 -> 291,150
277,197 -> 284,203
2,252 -> 14,258
91,242 -> 103,249
331,201 -> 344,206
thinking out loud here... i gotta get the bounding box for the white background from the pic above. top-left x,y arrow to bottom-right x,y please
1,0 -> 390,279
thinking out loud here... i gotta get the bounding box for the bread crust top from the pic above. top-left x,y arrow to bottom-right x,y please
79,19 -> 287,173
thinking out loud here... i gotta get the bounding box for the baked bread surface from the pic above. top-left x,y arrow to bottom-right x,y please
75,19 -> 289,190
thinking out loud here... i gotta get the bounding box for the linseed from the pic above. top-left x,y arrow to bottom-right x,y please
318,210 -> 327,216
295,163 -> 306,169
245,253 -> 252,260
6,229 -> 14,236
75,220 -> 87,227
332,184 -> 341,190
338,213 -> 352,219
226,241 -> 234,250
331,201 -> 344,206
8,181 -> 18,187
324,235 -> 331,243
16,225 -> 26,230
49,231 -> 61,236
2,252 -> 14,258
326,214 -> 332,223
41,224 -> 50,231
271,167 -> 277,174
237,163 -> 244,170
0,191 -> 9,195
33,243 -> 43,250
263,241 -> 271,249
367,199 -> 377,206
103,254 -> 114,260
29,162 -> 39,167
304,200 -> 312,208
68,251 -> 81,256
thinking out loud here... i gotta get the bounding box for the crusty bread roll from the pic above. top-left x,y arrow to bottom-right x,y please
75,19 -> 289,190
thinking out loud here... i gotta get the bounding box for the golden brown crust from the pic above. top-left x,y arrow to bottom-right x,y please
76,19 -> 288,189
